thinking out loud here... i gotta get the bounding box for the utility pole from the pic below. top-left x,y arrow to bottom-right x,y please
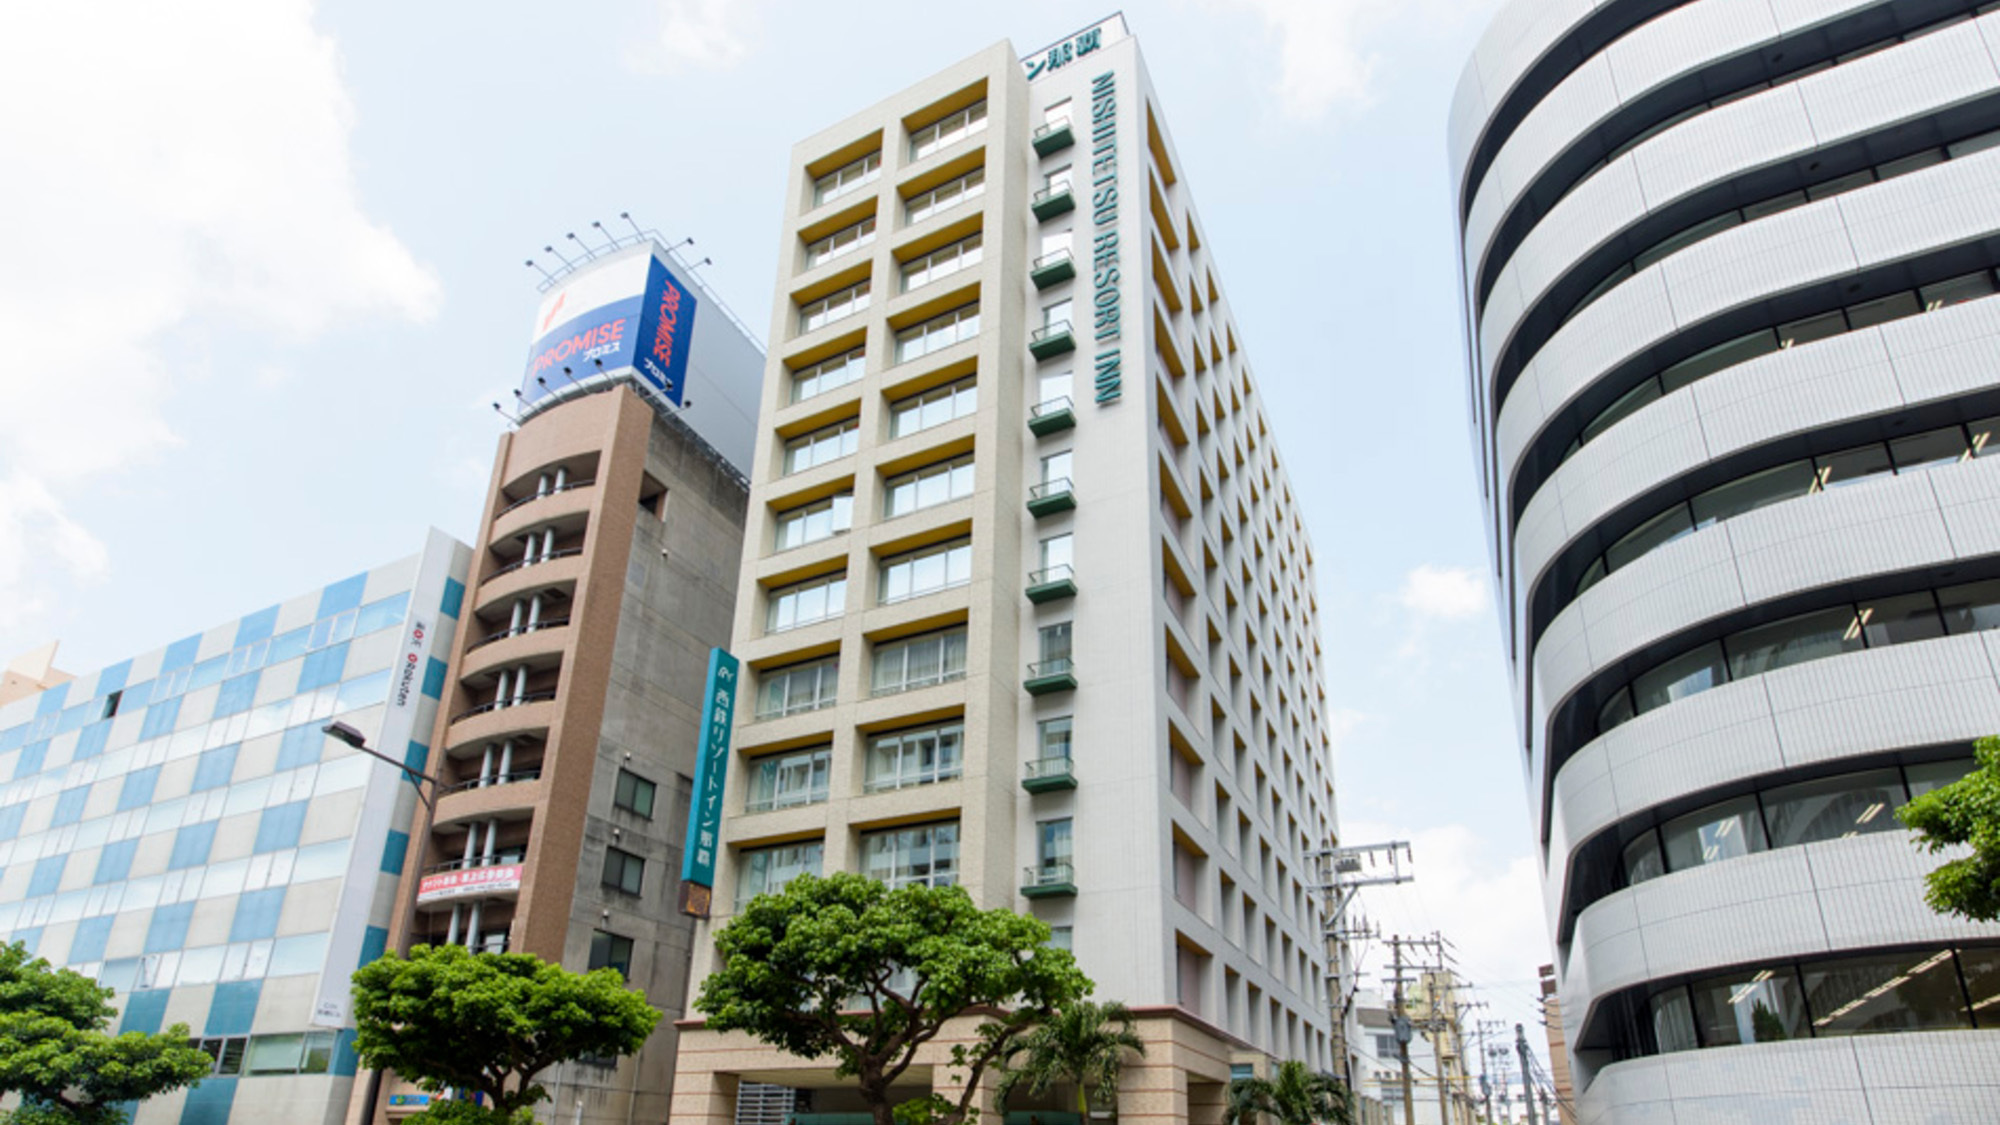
1392,937 -> 1415,1125
1515,1024 -> 1540,1125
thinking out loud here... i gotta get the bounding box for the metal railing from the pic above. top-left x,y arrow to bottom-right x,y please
1032,118 -> 1073,143
494,478 -> 595,519
465,617 -> 571,653
864,765 -> 964,794
1028,564 -> 1075,587
485,548 -> 583,581
744,787 -> 830,814
1023,861 -> 1075,888
422,854 -> 527,876
1026,657 -> 1075,678
1032,248 -> 1074,273
440,769 -> 543,796
1030,320 -> 1074,345
1030,396 -> 1074,421
1033,184 -> 1074,207
1023,755 -> 1074,782
1029,478 -> 1074,502
449,691 -> 557,724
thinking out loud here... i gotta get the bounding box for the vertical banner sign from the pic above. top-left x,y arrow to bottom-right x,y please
679,648 -> 739,917
1088,70 -> 1122,404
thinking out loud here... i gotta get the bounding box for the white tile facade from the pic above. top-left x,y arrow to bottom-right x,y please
1455,0 -> 2000,1117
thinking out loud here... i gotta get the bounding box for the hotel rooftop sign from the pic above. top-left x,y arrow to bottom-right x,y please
1022,14 -> 1129,79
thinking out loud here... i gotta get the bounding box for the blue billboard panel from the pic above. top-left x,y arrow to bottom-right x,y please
633,259 -> 698,405
679,648 -> 738,917
521,250 -> 699,407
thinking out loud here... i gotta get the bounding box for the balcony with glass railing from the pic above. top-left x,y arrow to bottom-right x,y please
1021,861 -> 1076,898
1021,755 -> 1077,793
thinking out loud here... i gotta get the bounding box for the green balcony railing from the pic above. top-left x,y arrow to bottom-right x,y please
1026,564 -> 1076,604
1027,478 -> 1076,518
1021,861 -> 1077,898
1031,183 -> 1076,221
1024,657 -> 1077,695
1021,755 -> 1077,793
1032,119 -> 1075,156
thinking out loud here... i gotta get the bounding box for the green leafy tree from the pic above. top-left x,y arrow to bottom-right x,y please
350,944 -> 659,1124
995,1000 -> 1144,1116
1222,1060 -> 1354,1125
0,942 -> 211,1125
695,872 -> 1092,1125
1898,735 -> 2000,920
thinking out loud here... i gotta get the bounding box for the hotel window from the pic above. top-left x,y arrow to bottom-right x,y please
756,656 -> 839,719
895,302 -> 980,363
1040,533 -> 1074,574
1045,165 -> 1074,196
861,821 -> 959,889
587,930 -> 634,979
791,348 -> 865,404
601,846 -> 645,896
1038,369 -> 1074,408
879,538 -> 972,604
774,493 -> 853,550
737,840 -> 823,909
1038,818 -> 1074,873
1037,716 -> 1073,765
866,720 -> 965,792
871,627 -> 969,695
1044,98 -> 1072,130
910,100 -> 987,160
1039,621 -> 1073,670
800,279 -> 871,334
889,376 -> 978,438
767,572 -> 847,633
783,418 -> 860,475
746,745 -> 831,812
902,232 -> 983,292
813,151 -> 880,206
1043,299 -> 1073,333
884,455 -> 974,517
613,770 -> 656,818
806,215 -> 876,268
1041,450 -> 1073,487
907,167 -> 986,224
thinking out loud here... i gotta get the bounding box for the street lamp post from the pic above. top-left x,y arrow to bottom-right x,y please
323,720 -> 444,1125
322,721 -> 440,949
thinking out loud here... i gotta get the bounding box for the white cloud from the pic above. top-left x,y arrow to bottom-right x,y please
642,0 -> 761,72
0,0 -> 435,639
1215,0 -> 1503,121
0,475 -> 111,632
1398,564 -> 1489,621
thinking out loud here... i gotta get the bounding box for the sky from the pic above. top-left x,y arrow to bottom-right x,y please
0,0 -> 1552,1061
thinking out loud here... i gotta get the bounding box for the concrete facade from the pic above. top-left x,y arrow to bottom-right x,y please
358,382 -> 750,1125
673,18 -> 1342,1125
1452,0 -> 2000,1119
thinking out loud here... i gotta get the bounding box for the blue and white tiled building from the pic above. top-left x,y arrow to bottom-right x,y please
0,528 -> 471,1125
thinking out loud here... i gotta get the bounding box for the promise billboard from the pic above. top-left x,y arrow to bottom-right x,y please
522,247 -> 699,407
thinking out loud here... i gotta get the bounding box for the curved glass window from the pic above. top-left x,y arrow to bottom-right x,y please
1595,581 -> 2000,737
1560,128 -> 2000,327
1619,943 -> 2000,1060
1560,274 -> 2000,468
1572,419 -> 1998,603
1616,758 -> 1973,890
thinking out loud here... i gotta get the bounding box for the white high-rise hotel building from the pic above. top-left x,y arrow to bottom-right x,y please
673,18 -> 1343,1123
1453,0 -> 2000,1118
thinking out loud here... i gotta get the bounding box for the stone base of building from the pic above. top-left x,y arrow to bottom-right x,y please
670,1007 -> 1267,1125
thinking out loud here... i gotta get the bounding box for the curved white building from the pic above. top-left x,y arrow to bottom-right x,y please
1452,0 -> 2000,1118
